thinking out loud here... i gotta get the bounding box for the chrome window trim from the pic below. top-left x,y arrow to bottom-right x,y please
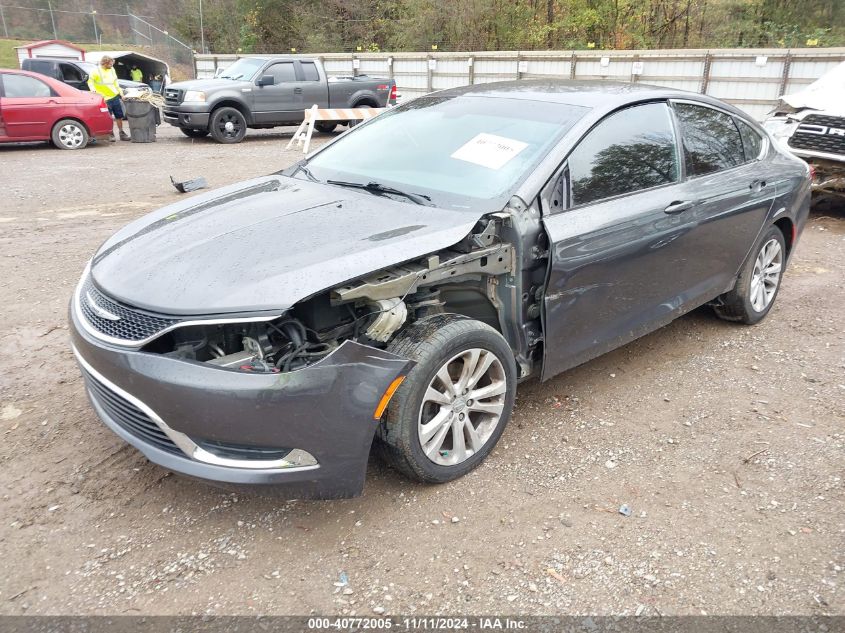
73,263 -> 281,349
73,345 -> 319,472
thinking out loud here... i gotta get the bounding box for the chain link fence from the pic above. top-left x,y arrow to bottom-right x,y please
0,4 -> 195,78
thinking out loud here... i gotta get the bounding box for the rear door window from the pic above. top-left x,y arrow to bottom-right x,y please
567,102 -> 680,207
673,102 -> 746,176
736,119 -> 764,161
2,74 -> 52,98
267,62 -> 296,84
300,62 -> 319,81
28,60 -> 55,76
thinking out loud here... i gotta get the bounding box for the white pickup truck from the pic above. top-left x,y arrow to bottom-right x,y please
764,61 -> 845,203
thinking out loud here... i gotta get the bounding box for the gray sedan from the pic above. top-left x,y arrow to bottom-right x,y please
70,80 -> 811,498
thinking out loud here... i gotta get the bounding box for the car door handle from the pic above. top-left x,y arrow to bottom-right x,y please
664,200 -> 694,214
293,87 -> 303,94
750,179 -> 767,192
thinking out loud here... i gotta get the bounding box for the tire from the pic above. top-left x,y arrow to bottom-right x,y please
180,128 -> 209,138
209,107 -> 247,143
51,119 -> 89,150
714,226 -> 786,325
315,122 -> 337,134
347,104 -> 372,128
375,314 -> 517,483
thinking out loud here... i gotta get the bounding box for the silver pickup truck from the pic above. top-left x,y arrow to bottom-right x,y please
163,56 -> 397,143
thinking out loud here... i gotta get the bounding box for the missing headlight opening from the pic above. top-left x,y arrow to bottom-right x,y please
141,217 -> 518,374
141,297 -> 356,373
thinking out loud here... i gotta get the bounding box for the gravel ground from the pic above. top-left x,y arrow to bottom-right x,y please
0,125 -> 843,617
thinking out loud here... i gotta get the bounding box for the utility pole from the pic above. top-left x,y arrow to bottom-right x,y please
92,9 -> 100,44
199,0 -> 205,54
47,1 -> 58,39
0,4 -> 8,38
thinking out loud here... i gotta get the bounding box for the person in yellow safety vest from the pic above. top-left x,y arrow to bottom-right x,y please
129,65 -> 143,82
88,55 -> 130,141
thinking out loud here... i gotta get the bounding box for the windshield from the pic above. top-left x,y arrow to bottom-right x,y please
219,58 -> 265,80
302,95 -> 587,210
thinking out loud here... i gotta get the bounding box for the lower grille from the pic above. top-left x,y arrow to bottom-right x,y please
83,370 -> 184,457
788,114 -> 845,155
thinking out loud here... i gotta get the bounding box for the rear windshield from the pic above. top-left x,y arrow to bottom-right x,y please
303,96 -> 587,210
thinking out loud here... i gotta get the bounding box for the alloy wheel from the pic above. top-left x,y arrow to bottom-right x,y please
749,238 -> 782,312
217,113 -> 242,139
417,348 -> 507,466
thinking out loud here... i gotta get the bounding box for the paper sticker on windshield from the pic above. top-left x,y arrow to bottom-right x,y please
450,133 -> 528,170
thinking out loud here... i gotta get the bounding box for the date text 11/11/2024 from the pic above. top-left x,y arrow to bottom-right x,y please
306,617 -> 527,630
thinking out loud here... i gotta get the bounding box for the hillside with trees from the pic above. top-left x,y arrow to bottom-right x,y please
172,0 -> 844,53
2,0 -> 843,55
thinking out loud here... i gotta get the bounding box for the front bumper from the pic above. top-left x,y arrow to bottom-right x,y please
69,306 -> 412,499
162,106 -> 210,129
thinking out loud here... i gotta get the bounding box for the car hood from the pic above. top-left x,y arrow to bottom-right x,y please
773,60 -> 845,115
90,176 -> 485,316
167,78 -> 250,92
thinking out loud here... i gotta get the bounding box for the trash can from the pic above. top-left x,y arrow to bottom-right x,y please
124,99 -> 157,143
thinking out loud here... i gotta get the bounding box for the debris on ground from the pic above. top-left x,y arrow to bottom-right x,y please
170,175 -> 208,193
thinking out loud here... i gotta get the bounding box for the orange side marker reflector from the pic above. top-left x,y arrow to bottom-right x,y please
373,376 -> 406,420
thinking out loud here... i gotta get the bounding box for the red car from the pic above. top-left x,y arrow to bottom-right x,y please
0,68 -> 114,149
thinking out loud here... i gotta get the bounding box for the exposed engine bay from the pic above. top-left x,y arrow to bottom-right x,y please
143,204 -> 550,378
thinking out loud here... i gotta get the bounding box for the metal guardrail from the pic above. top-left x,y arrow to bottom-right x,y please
195,47 -> 845,120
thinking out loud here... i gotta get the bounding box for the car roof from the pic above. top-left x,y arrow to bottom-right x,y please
433,79 -> 684,107
431,78 -> 756,125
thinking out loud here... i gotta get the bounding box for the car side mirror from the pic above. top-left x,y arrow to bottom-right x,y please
81,73 -> 89,82
257,74 -> 275,87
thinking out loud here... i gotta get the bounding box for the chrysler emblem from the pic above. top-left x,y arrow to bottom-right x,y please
86,291 -> 121,321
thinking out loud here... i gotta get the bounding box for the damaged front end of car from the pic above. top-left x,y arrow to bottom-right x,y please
70,194 -> 549,498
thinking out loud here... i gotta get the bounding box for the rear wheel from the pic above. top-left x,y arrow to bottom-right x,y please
51,119 -> 89,150
180,128 -> 209,138
376,314 -> 516,483
714,226 -> 786,324
347,104 -> 372,128
209,107 -> 247,143
315,122 -> 337,134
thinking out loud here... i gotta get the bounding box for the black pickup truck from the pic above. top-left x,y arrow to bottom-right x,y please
163,56 -> 397,143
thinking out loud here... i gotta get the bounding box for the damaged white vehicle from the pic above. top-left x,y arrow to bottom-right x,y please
764,60 -> 845,202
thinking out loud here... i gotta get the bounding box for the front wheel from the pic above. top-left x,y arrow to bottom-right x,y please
51,119 -> 89,150
376,314 -> 517,483
209,107 -> 247,143
714,226 -> 786,324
